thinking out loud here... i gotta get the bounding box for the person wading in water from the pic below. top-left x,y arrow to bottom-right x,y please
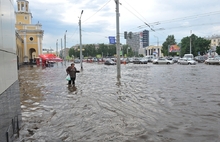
66,63 -> 80,87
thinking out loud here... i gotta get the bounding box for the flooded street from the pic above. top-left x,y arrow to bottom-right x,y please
16,62 -> 220,142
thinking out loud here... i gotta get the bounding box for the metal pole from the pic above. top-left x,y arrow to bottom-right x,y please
64,30 -> 67,66
56,39 -> 58,56
154,35 -> 159,57
190,30 -> 192,54
79,10 -> 83,69
61,38 -> 63,58
115,0 -> 121,79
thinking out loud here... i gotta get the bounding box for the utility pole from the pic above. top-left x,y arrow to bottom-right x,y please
61,38 -> 63,59
64,30 -> 67,66
154,35 -> 159,57
190,30 -> 192,54
56,39 -> 58,56
115,0 -> 121,79
79,10 -> 83,69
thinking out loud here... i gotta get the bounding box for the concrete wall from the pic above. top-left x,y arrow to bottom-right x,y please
0,0 -> 22,141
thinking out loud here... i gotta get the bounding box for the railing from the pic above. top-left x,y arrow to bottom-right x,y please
6,114 -> 21,142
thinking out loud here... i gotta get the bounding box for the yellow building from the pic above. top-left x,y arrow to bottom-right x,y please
15,0 -> 44,63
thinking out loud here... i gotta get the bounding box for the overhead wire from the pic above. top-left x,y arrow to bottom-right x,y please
138,10 -> 220,29
67,0 -> 113,45
82,0 -> 112,23
120,0 -> 155,32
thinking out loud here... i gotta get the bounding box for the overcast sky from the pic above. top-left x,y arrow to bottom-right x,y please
15,0 -> 220,50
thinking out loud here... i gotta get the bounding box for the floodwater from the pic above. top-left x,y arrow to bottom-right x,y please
16,62 -> 220,142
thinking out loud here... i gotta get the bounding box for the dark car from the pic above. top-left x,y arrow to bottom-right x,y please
104,59 -> 116,65
194,56 -> 207,63
133,58 -> 148,64
74,59 -> 80,63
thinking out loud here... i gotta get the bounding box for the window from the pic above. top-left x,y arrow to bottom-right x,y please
25,16 -> 27,20
30,37 -> 33,41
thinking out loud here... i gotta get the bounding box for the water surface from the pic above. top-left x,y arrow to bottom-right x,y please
16,62 -> 220,142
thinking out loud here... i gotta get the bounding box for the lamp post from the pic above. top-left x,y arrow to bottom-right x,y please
127,47 -> 130,57
79,10 -> 83,69
61,38 -> 63,60
64,30 -> 67,66
154,35 -> 159,57
56,39 -> 58,56
190,30 -> 192,54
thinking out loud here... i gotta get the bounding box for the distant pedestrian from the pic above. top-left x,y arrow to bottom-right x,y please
66,63 -> 80,86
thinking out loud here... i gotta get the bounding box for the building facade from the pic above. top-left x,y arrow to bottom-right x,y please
205,35 -> 220,50
15,0 -> 44,64
126,30 -> 149,56
145,45 -> 163,57
0,0 -> 22,141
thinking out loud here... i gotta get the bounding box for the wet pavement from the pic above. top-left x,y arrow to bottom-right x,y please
16,62 -> 220,142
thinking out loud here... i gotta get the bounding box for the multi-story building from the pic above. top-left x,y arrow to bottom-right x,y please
0,0 -> 22,141
15,0 -> 44,64
126,30 -> 149,56
205,35 -> 220,48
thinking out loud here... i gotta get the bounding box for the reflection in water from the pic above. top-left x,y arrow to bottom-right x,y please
16,63 -> 220,142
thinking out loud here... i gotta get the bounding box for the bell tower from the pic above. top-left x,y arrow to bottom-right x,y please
15,0 -> 44,64
16,0 -> 32,24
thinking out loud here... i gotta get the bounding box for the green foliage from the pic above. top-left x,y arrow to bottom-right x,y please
67,44 -> 133,58
180,34 -> 210,57
162,35 -> 176,56
139,54 -> 144,57
216,46 -> 220,55
161,34 -> 211,57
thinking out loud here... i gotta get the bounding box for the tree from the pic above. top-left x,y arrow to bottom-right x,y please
68,47 -> 75,58
180,34 -> 210,57
162,35 -> 176,56
216,46 -> 220,55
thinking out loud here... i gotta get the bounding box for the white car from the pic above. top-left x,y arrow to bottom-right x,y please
178,58 -> 197,65
152,58 -> 174,64
204,58 -> 220,65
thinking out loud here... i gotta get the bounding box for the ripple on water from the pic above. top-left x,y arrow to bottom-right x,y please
16,63 -> 220,142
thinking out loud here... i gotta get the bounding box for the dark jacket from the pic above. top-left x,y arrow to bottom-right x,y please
66,66 -> 80,78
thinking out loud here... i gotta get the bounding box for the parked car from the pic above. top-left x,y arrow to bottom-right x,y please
152,58 -> 174,64
183,54 -> 194,59
204,58 -> 220,65
74,59 -> 80,63
104,59 -> 116,65
172,57 -> 180,63
178,58 -> 197,65
194,56 -> 207,63
133,58 -> 148,64
145,55 -> 155,62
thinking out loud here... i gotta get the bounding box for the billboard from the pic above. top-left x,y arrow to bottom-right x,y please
169,45 -> 180,52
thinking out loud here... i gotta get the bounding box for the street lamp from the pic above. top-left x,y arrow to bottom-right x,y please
127,47 -> 130,57
56,39 -> 58,56
64,30 -> 67,66
79,10 -> 83,69
154,35 -> 159,57
154,35 -> 159,47
190,30 -> 192,54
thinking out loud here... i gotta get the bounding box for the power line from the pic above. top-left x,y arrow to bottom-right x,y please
139,10 -> 220,28
82,0 -> 112,23
147,21 -> 220,32
120,1 -> 154,32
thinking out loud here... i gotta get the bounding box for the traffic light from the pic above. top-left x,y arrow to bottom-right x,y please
128,32 -> 132,39
124,31 -> 127,39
